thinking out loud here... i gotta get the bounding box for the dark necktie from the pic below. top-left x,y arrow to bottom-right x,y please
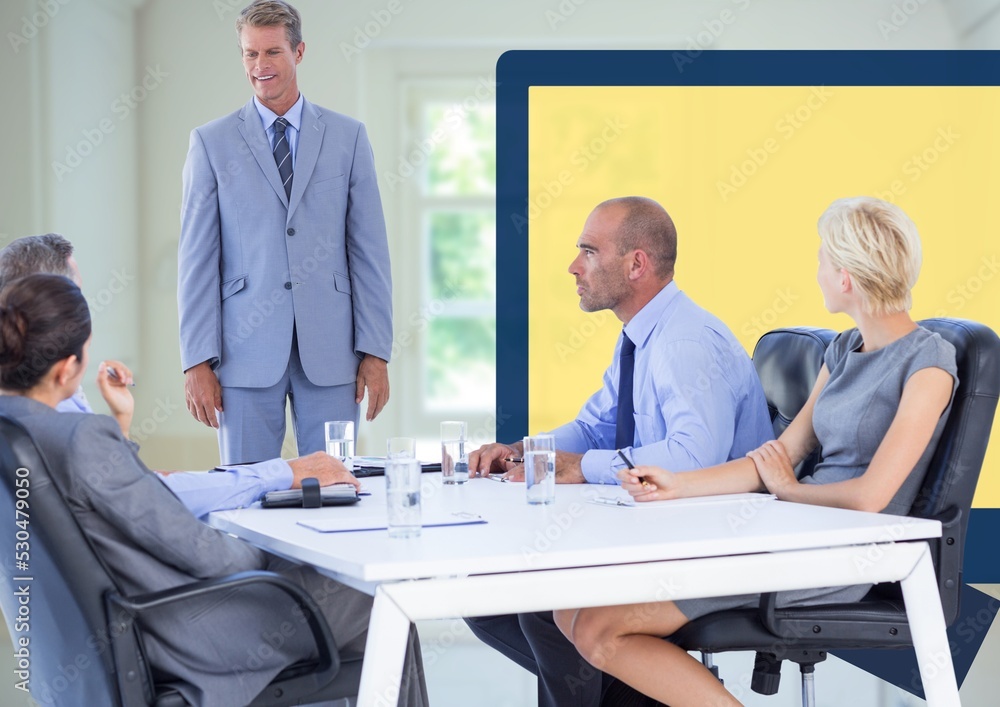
615,332 -> 636,449
272,117 -> 293,200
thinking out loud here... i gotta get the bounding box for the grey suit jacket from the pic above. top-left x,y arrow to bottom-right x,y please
178,96 -> 392,388
0,397 -> 320,707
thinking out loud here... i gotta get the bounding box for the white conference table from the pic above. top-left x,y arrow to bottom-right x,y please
208,474 -> 959,707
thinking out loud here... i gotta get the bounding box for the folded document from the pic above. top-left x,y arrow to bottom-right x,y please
298,511 -> 486,533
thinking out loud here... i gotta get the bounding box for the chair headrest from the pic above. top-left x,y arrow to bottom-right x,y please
752,327 -> 836,437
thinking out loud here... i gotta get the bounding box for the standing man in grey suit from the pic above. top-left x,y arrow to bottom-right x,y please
179,0 -> 393,464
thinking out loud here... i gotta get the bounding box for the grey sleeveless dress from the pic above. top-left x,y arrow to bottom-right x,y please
674,326 -> 957,621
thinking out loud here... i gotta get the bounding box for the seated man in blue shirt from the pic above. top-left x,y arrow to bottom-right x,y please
467,196 -> 773,707
0,234 -> 303,518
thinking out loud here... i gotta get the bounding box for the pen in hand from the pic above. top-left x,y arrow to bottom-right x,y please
504,456 -> 523,464
107,367 -> 135,387
616,449 -> 650,489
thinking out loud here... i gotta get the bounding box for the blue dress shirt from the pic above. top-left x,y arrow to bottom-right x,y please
253,93 -> 304,169
56,391 -> 291,517
549,281 -> 774,484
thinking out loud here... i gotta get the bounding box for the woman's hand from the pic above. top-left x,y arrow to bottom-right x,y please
746,440 -> 796,497
616,465 -> 681,501
96,360 -> 134,438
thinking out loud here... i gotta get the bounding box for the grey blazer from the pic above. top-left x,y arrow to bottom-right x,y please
0,397 -> 321,707
178,97 -> 392,388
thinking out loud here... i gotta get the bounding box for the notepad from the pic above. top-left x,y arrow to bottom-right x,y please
297,511 -> 487,533
588,492 -> 775,508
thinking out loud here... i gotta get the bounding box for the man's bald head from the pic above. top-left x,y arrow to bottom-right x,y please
594,196 -> 677,280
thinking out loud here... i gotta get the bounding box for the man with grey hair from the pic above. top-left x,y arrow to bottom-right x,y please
179,0 -> 393,466
0,233 -> 123,420
0,233 -> 79,290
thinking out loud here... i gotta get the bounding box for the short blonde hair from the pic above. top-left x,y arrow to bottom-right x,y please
236,1 -> 302,49
817,197 -> 922,315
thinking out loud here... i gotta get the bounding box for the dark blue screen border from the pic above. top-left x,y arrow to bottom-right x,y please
496,48 -> 1000,456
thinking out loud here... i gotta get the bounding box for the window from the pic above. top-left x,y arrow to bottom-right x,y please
395,82 -> 496,437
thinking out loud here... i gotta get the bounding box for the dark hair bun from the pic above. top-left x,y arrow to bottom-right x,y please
0,303 -> 29,371
0,274 -> 91,391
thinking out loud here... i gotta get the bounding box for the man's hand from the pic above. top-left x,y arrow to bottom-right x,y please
469,441 -> 523,478
184,361 -> 222,429
356,354 -> 389,422
554,451 -> 586,484
96,360 -> 134,438
288,451 -> 360,491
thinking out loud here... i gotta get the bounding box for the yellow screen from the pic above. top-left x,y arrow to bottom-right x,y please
528,85 -> 1000,507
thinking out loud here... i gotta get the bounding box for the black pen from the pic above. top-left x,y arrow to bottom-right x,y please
616,449 -> 649,488
505,456 -> 524,464
107,367 -> 135,387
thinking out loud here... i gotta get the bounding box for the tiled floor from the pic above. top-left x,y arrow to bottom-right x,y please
4,605 -> 997,705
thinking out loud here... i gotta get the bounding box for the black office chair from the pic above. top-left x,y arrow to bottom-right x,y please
670,319 -> 1000,706
0,414 -> 363,706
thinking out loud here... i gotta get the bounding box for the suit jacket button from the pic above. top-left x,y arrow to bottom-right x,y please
284,282 -> 292,290
286,228 -> 295,236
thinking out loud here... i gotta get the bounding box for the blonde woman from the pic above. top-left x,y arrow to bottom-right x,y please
553,197 -> 958,706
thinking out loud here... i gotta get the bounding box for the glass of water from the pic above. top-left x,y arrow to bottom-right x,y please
440,421 -> 468,485
325,421 -> 355,467
387,436 -> 416,459
524,434 -> 556,505
386,457 -> 422,538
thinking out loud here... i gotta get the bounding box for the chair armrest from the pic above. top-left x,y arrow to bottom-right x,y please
105,571 -> 340,706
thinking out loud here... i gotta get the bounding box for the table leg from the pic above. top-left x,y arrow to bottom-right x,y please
356,585 -> 411,707
900,544 -> 960,706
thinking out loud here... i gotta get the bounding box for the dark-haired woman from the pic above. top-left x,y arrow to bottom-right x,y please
0,274 -> 427,707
